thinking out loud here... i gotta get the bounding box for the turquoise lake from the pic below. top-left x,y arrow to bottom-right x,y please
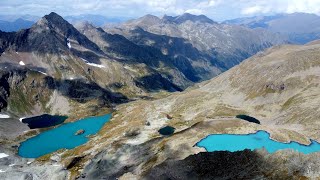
196,131 -> 320,154
18,114 -> 111,158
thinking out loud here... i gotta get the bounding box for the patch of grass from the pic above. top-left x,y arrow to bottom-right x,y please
143,155 -> 158,169
36,153 -> 52,163
7,72 -> 54,114
282,96 -> 296,110
206,105 -> 247,118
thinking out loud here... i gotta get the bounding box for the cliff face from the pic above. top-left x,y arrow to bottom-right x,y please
0,69 -> 130,116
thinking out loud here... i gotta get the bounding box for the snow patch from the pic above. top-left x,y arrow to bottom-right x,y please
9,164 -> 15,167
124,66 -> 138,73
37,71 -> 47,75
15,52 -> 19,54
81,58 -> 89,63
27,161 -> 32,165
19,61 -> 25,66
81,58 -> 105,68
67,41 -> 71,49
0,153 -> 9,159
86,63 -> 105,68
67,38 -> 72,49
0,170 -> 5,173
0,114 -> 10,118
19,117 -> 26,122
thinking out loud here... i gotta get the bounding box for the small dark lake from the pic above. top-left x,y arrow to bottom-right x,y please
21,114 -> 68,129
158,126 -> 175,135
236,115 -> 260,124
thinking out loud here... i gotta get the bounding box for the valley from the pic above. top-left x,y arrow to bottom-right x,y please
0,11 -> 319,180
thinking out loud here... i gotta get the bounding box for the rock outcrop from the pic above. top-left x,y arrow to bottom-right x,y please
75,129 -> 85,135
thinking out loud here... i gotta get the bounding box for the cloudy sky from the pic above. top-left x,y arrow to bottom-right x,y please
1,0 -> 320,21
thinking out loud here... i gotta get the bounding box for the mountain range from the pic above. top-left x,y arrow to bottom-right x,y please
65,14 -> 127,26
0,12 -> 287,117
224,12 -> 320,44
2,12 -> 320,46
0,11 -> 319,179
0,14 -> 127,32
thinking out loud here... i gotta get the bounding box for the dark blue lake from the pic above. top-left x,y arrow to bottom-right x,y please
158,126 -> 175,135
21,114 -> 68,129
18,114 -> 111,158
196,131 -> 320,154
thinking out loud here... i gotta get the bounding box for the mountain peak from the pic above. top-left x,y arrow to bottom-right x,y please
74,21 -> 95,30
33,12 -> 63,26
140,14 -> 160,20
174,13 -> 215,24
162,13 -> 215,24
32,12 -> 76,35
137,14 -> 161,23
45,12 -> 63,20
26,12 -> 103,54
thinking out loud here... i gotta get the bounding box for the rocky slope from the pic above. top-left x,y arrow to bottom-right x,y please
0,12 -> 191,118
40,39 -> 319,179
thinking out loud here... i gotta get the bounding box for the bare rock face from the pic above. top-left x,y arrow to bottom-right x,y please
124,128 -> 140,137
144,150 -> 320,180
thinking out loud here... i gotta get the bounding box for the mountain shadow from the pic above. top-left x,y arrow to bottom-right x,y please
44,77 -> 129,105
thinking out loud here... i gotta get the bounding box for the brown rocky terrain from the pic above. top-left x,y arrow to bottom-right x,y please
57,39 -> 320,179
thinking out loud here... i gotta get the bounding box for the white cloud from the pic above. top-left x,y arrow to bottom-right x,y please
197,0 -> 220,8
185,9 -> 204,15
0,0 -> 320,21
241,5 -> 263,15
286,0 -> 320,14
240,0 -> 320,16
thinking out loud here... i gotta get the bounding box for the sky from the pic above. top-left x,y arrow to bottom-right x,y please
1,0 -> 320,21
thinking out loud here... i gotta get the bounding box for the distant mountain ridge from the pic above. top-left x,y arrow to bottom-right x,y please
162,13 -> 216,24
0,14 -> 127,32
65,14 -> 128,26
224,13 -> 320,44
105,13 -> 286,71
0,18 -> 35,32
